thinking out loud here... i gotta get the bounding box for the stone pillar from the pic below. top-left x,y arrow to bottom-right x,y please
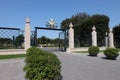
25,17 -> 31,50
108,29 -> 114,48
92,26 -> 97,46
105,32 -> 108,47
66,22 -> 74,52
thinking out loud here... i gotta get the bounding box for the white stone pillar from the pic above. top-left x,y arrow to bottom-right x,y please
105,32 -> 108,47
108,29 -> 114,48
92,26 -> 97,46
25,17 -> 31,50
66,22 -> 74,52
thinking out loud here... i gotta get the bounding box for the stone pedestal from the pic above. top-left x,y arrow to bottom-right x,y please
25,17 -> 31,50
108,29 -> 114,48
66,48 -> 71,53
92,26 -> 97,46
66,22 -> 74,52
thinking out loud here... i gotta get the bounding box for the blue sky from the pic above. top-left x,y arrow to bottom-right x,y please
0,0 -> 120,39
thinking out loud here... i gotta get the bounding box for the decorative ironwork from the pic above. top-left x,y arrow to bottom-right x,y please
46,19 -> 58,29
0,27 -> 24,49
59,32 -> 66,51
0,27 -> 20,38
31,30 -> 35,46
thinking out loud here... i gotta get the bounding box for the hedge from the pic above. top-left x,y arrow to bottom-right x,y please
24,47 -> 61,80
104,48 -> 119,60
88,46 -> 100,56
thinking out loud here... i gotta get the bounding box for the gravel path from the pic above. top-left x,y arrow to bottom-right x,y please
0,47 -> 120,80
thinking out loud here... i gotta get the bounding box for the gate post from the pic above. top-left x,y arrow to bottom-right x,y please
108,29 -> 114,48
25,17 -> 31,50
92,26 -> 97,46
105,32 -> 108,47
66,22 -> 74,52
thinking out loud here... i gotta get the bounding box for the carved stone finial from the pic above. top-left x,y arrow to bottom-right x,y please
48,19 -> 55,28
26,17 -> 30,23
69,22 -> 73,28
92,26 -> 96,31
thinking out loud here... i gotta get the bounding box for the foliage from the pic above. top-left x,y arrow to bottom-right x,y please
104,48 -> 119,60
0,38 -> 12,44
61,12 -> 110,47
37,36 -> 64,47
15,34 -> 24,48
88,46 -> 100,56
0,38 -> 15,49
24,47 -> 61,80
0,35 -> 24,49
37,36 -> 50,44
113,24 -> 120,48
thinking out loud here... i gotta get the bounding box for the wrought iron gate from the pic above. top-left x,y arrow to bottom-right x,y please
59,31 -> 67,51
33,27 -> 67,51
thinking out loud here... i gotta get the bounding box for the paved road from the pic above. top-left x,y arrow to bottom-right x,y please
0,47 -> 120,80
0,58 -> 25,80
42,47 -> 120,80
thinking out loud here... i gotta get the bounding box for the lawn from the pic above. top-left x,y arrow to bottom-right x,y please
0,54 -> 26,60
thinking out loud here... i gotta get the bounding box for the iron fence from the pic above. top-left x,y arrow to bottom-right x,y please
0,27 -> 24,49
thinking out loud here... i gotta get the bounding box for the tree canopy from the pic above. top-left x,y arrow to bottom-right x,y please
113,24 -> 120,48
15,34 -> 24,48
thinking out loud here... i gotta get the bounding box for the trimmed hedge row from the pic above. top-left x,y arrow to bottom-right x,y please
24,47 -> 61,80
88,46 -> 119,60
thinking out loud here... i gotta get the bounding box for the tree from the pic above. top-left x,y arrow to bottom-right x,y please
37,36 -> 51,46
113,24 -> 120,48
15,34 -> 24,48
61,12 -> 90,30
61,13 -> 110,47
0,38 -> 12,45
0,38 -> 12,49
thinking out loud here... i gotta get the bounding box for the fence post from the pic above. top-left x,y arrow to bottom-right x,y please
25,17 -> 31,50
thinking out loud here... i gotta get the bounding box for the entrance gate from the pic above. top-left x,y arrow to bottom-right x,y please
34,27 -> 67,51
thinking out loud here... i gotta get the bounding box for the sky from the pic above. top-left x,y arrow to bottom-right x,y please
0,0 -> 120,39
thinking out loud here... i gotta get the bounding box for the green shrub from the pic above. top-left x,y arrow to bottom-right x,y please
88,46 -> 100,56
24,47 -> 61,80
104,48 -> 119,60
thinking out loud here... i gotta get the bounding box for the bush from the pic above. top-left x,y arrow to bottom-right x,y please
88,46 -> 100,56
24,47 -> 61,80
104,48 -> 119,60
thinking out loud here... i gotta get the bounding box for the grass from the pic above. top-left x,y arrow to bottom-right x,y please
72,48 -> 120,53
0,54 -> 26,60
